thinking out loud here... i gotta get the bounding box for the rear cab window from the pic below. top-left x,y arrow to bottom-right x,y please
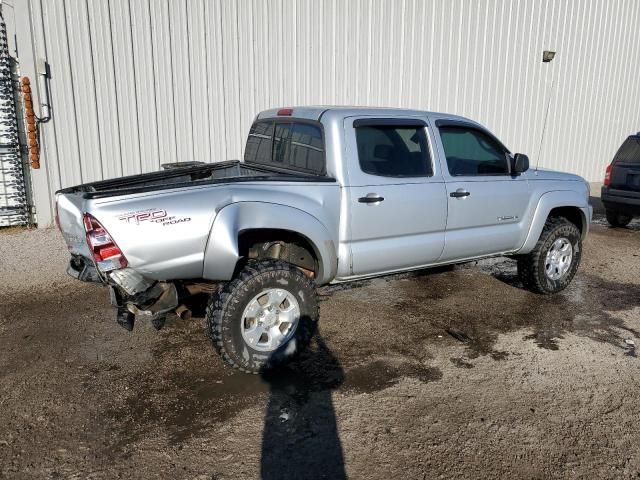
244,119 -> 326,175
439,126 -> 510,176
353,119 -> 432,177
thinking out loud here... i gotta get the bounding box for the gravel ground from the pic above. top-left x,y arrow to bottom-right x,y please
0,217 -> 639,479
0,228 -> 70,296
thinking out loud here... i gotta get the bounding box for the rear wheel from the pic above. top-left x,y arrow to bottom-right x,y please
517,216 -> 582,294
206,260 -> 318,374
605,209 -> 632,227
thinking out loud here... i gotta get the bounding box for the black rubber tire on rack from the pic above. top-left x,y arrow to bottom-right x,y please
517,216 -> 582,294
206,259 -> 318,374
605,209 -> 632,228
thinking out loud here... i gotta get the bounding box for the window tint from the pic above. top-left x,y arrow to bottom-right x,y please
244,121 -> 274,164
273,123 -> 325,173
355,125 -> 432,177
614,137 -> 640,164
244,120 -> 325,174
439,127 -> 509,176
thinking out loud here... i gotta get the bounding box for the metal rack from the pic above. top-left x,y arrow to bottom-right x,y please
0,11 -> 29,227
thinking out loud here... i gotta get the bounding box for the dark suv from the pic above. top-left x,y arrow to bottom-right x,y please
601,133 -> 640,227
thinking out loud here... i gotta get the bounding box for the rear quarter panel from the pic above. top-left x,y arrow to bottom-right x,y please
86,182 -> 340,281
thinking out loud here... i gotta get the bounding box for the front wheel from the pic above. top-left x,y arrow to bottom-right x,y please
517,217 -> 582,294
206,260 -> 318,374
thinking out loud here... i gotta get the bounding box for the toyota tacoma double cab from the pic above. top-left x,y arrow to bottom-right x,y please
56,107 -> 592,373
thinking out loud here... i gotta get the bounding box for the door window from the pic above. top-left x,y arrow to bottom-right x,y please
439,126 -> 510,176
355,125 -> 432,177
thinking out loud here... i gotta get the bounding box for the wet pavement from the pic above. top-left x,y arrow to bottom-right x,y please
0,217 -> 639,479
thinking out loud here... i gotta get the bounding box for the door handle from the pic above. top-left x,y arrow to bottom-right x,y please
450,189 -> 471,198
358,194 -> 385,204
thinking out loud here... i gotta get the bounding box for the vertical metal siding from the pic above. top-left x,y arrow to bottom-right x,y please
14,0 -> 640,226
130,0 -> 160,173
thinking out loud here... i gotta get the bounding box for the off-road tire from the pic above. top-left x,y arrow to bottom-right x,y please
517,216 -> 582,294
605,209 -> 632,227
206,260 -> 318,374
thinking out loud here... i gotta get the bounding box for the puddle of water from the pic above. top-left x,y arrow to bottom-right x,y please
343,359 -> 442,393
382,259 -> 640,361
591,214 -> 640,231
104,327 -> 443,450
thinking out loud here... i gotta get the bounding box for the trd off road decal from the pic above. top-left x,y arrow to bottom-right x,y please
118,208 -> 191,226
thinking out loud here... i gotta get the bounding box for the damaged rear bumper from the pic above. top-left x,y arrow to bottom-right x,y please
68,258 -> 212,330
108,268 -> 180,322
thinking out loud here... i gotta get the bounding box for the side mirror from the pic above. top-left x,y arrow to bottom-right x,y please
512,153 -> 529,174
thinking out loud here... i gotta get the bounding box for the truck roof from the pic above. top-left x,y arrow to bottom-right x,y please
256,106 -> 471,123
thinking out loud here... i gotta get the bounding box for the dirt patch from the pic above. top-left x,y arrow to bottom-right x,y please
1,224 -> 640,479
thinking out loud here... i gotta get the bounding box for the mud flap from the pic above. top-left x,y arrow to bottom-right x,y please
109,286 -> 135,331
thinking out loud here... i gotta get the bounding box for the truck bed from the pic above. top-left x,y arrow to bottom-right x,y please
57,160 -> 334,199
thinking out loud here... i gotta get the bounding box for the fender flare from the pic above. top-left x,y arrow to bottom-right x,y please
202,202 -> 338,284
518,190 -> 590,254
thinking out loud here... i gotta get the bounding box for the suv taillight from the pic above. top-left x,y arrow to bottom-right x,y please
83,213 -> 128,271
604,164 -> 613,187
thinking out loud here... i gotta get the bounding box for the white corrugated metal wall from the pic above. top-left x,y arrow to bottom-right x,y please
11,0 -> 640,227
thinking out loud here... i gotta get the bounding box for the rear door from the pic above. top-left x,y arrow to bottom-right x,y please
610,136 -> 640,192
433,120 -> 530,261
343,117 -> 447,277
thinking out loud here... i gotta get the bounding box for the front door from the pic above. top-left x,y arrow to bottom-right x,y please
434,123 -> 531,261
342,117 -> 447,277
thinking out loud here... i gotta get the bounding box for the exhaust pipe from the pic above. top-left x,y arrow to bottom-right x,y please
175,304 -> 192,321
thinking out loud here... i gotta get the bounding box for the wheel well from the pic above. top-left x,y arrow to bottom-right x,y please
237,229 -> 319,277
548,207 -> 585,234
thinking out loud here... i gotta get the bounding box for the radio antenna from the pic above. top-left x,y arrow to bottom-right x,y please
536,50 -> 557,171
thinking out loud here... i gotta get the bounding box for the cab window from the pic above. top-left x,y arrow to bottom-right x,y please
355,125 -> 432,177
244,120 -> 325,175
439,126 -> 510,176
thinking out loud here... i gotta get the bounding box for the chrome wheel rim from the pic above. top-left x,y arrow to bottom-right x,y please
240,288 -> 300,352
544,237 -> 573,280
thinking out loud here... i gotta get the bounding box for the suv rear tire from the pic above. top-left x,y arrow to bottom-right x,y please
517,216 -> 582,294
206,260 -> 318,374
605,209 -> 632,227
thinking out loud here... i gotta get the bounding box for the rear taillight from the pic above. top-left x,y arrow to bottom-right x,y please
83,213 -> 128,271
604,164 -> 613,187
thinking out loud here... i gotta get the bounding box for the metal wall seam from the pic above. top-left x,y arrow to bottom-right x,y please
131,0 -> 160,172
42,0 -> 81,189
187,0 -> 210,164
65,0 -> 101,182
109,0 -> 141,177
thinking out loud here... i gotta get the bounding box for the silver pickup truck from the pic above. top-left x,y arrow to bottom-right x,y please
56,106 -> 592,373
